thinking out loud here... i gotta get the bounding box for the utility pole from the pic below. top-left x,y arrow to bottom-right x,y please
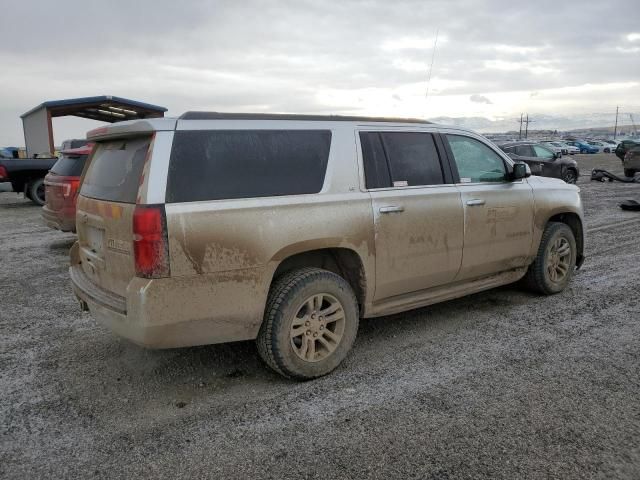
524,114 -> 534,139
518,113 -> 523,140
614,106 -> 619,139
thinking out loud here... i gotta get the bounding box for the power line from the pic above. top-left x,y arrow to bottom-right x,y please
425,29 -> 439,103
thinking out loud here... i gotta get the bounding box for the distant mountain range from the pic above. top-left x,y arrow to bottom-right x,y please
427,113 -> 640,134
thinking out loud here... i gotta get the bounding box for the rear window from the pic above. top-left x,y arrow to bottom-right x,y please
80,137 -> 151,203
50,154 -> 88,177
166,130 -> 331,203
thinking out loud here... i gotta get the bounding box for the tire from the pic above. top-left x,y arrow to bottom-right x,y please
28,178 -> 45,206
523,222 -> 577,295
624,169 -> 636,178
562,168 -> 578,184
257,267 -> 359,380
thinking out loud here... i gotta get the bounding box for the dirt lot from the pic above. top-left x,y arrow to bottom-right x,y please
1,153 -> 639,479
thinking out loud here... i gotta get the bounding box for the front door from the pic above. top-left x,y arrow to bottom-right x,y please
359,131 -> 464,301
443,134 -> 535,281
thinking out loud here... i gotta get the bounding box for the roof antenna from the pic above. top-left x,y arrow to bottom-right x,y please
425,28 -> 439,106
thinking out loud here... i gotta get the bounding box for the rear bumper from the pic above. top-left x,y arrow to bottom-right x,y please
42,206 -> 76,232
69,264 -> 265,349
623,156 -> 640,170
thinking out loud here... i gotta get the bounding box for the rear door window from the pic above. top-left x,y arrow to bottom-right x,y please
359,131 -> 445,188
50,154 -> 88,176
166,130 -> 331,202
380,132 -> 444,187
80,137 -> 151,203
515,145 -> 535,157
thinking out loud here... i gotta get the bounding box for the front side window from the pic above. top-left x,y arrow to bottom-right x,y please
166,130 -> 331,203
532,145 -> 554,159
446,135 -> 507,183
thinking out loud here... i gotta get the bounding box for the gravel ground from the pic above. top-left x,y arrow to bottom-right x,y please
1,153 -> 639,479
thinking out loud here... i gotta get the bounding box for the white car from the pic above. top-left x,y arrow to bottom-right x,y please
602,140 -> 619,153
558,142 -> 579,155
541,142 -> 563,156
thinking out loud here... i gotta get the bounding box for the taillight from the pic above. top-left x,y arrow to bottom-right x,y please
132,205 -> 170,278
0,165 -> 7,180
64,178 -> 81,199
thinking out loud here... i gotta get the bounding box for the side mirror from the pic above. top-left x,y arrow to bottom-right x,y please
512,162 -> 530,180
553,152 -> 561,159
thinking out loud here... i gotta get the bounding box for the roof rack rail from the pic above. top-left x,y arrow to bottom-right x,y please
179,111 -> 432,124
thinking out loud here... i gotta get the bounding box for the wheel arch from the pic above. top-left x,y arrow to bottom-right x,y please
547,212 -> 584,268
270,247 -> 368,313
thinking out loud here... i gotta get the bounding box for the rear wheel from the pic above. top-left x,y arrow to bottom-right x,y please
257,268 -> 359,380
28,178 -> 45,206
562,168 -> 578,184
624,169 -> 636,178
523,222 -> 576,295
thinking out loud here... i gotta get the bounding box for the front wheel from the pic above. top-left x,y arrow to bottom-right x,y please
257,268 -> 359,380
562,168 -> 578,184
523,222 -> 577,295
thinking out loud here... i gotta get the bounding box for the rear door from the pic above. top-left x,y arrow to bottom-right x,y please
76,136 -> 152,296
443,134 -> 534,281
359,130 -> 464,301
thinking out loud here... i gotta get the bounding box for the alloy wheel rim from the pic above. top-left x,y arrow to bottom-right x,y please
290,293 -> 345,363
546,237 -> 571,283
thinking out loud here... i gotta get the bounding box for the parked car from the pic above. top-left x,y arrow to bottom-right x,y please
0,156 -> 59,205
70,113 -> 585,380
558,142 -> 580,155
603,140 -> 619,151
565,140 -> 599,154
498,142 -> 580,183
542,141 -> 568,155
42,144 -> 93,232
541,141 -> 564,156
615,140 -> 639,161
587,141 -> 611,153
622,145 -> 640,177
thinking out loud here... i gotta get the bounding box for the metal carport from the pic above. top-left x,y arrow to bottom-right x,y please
20,95 -> 167,157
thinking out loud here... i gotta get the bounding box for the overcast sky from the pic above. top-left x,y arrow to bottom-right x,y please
1,0 -> 639,145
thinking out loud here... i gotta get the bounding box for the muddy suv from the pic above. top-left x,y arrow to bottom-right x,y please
70,113 -> 585,379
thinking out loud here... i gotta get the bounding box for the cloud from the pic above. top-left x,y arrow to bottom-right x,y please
0,0 -> 639,144
470,94 -> 493,104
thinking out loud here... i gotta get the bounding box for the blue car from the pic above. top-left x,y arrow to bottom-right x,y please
565,140 -> 599,154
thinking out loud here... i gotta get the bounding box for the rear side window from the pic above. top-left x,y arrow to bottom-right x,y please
359,131 -> 444,188
166,130 -> 331,203
381,132 -> 444,187
80,137 -> 151,203
359,132 -> 391,189
515,145 -> 535,157
50,154 -> 88,176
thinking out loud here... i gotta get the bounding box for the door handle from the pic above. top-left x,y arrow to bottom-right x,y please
379,206 -> 405,214
466,199 -> 486,206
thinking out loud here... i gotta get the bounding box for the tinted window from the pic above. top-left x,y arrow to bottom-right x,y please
359,132 -> 391,189
379,132 -> 444,186
501,146 -> 515,153
533,145 -> 554,159
50,154 -> 88,176
166,130 -> 331,203
80,137 -> 151,203
515,145 -> 535,157
446,135 -> 507,183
